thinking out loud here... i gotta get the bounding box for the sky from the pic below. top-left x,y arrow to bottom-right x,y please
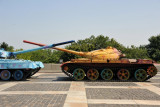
0,0 -> 160,50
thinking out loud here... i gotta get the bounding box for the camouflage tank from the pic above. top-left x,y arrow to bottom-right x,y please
23,40 -> 158,82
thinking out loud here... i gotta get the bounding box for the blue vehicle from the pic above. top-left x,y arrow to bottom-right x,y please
0,40 -> 75,81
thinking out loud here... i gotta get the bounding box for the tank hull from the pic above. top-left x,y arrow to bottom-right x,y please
61,59 -> 157,81
0,59 -> 44,81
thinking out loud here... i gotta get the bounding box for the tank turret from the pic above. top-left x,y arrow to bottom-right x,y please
52,46 -> 126,60
23,40 -> 158,82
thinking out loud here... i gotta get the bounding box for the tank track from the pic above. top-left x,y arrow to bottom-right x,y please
24,70 -> 34,79
61,64 -> 156,81
26,68 -> 41,78
62,70 -> 154,81
62,69 -> 154,81
62,69 -> 75,80
0,68 -> 42,81
30,68 -> 41,76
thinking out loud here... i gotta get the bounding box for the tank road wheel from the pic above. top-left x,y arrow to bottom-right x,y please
101,69 -> 113,80
147,66 -> 157,77
73,68 -> 85,81
87,69 -> 99,80
135,69 -> 147,82
13,70 -> 24,81
0,70 -> 11,80
117,69 -> 130,80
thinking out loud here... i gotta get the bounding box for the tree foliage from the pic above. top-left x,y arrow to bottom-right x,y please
0,42 -> 14,52
146,34 -> 160,61
124,45 -> 149,59
17,49 -> 62,63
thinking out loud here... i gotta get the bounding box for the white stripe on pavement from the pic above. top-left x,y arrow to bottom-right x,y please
63,82 -> 88,107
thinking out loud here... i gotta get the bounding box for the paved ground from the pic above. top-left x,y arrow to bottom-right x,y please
0,71 -> 160,107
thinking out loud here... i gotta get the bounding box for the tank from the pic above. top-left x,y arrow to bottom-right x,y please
23,40 -> 158,82
0,40 -> 75,81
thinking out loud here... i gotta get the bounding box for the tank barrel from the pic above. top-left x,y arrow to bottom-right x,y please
12,44 -> 54,55
23,40 -> 46,46
52,40 -> 75,47
23,40 -> 75,47
12,40 -> 75,55
23,40 -> 85,57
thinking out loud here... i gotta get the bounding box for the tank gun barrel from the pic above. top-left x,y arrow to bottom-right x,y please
23,40 -> 85,57
13,40 -> 75,55
0,40 -> 75,58
12,44 -> 54,55
23,40 -> 74,47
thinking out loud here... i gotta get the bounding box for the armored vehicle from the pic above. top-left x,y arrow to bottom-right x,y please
23,40 -> 157,82
0,40 -> 74,81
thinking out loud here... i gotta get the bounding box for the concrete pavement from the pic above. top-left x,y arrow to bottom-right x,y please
0,71 -> 160,107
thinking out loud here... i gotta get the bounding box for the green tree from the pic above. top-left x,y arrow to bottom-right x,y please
146,34 -> 160,61
16,48 -> 32,60
0,42 -> 14,52
124,45 -> 149,59
17,49 -> 54,63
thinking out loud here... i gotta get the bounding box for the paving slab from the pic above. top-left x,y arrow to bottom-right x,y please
0,94 -> 66,107
86,88 -> 160,100
0,91 -> 67,95
0,82 -> 6,85
149,79 -> 160,83
88,99 -> 160,105
0,83 -> 18,91
88,104 -> 160,107
40,73 -> 67,77
135,83 -> 160,96
28,78 -> 58,82
85,86 -> 144,89
85,82 -> 137,86
154,75 -> 160,77
64,82 -> 88,107
3,83 -> 70,91
153,84 -> 160,88
29,76 -> 72,82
